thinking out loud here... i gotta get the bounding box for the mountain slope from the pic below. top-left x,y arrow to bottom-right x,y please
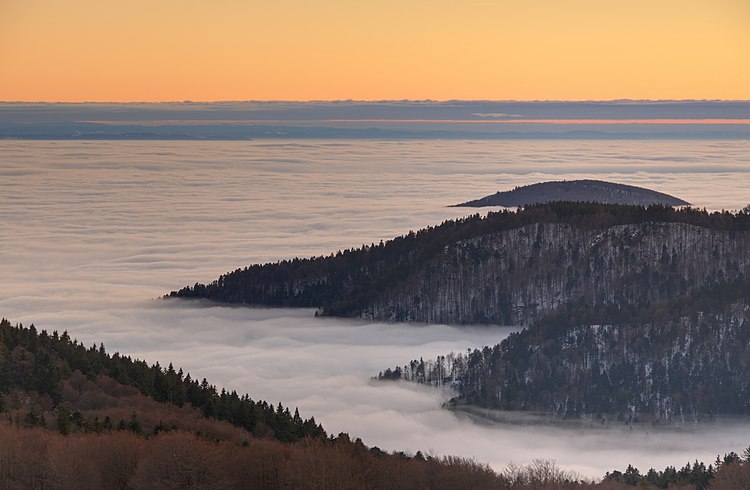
0,318 -> 324,442
168,204 -> 750,326
0,317 -> 515,488
380,280 -> 750,421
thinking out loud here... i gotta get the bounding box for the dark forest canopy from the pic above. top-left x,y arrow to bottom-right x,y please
0,317 -> 325,443
379,278 -> 750,422
452,180 -> 690,208
167,203 -> 750,325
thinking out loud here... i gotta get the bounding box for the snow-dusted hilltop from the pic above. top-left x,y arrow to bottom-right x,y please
453,180 -> 689,208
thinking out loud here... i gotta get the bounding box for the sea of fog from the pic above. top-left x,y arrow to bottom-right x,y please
2,139 -> 750,478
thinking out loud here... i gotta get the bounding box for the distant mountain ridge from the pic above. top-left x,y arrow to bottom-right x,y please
453,180 -> 689,208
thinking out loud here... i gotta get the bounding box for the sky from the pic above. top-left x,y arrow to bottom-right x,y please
2,0 -> 749,101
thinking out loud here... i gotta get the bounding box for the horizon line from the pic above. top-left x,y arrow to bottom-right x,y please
81,118 -> 750,125
2,98 -> 750,105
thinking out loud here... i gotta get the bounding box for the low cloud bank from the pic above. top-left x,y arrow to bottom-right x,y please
2,139 -> 750,478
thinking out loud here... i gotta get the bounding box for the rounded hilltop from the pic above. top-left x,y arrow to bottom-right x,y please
453,179 -> 690,208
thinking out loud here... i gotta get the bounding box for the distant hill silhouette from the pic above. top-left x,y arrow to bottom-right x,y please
453,180 -> 689,207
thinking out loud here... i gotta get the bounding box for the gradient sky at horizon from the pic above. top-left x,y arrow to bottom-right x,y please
2,0 -> 749,102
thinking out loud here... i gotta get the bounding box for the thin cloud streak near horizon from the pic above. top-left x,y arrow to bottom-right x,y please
80,119 -> 750,125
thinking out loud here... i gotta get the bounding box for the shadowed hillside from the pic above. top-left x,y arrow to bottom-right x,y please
380,278 -> 750,422
168,203 -> 750,326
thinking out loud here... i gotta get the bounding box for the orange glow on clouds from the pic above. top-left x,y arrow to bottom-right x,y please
1,0 -> 749,102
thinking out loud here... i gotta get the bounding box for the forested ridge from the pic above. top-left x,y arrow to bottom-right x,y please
379,278 -> 750,422
169,203 -> 750,326
0,318 -> 324,442
0,317 -> 517,488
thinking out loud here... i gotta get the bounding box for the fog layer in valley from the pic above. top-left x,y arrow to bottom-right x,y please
2,139 -> 750,477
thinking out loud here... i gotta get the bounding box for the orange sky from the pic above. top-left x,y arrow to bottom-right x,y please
1,0 -> 749,102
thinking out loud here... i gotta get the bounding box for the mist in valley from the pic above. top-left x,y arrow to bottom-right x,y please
3,139 -> 750,478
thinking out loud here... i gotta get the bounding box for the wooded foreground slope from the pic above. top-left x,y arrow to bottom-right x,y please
0,318 -> 513,488
169,204 -> 750,326
0,318 -> 324,442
